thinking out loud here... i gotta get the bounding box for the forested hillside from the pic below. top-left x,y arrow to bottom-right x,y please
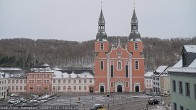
0,36 -> 195,71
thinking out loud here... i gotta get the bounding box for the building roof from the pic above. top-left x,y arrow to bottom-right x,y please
171,58 -> 196,72
155,66 -> 168,73
53,70 -> 94,79
131,9 -> 138,23
168,67 -> 196,73
0,67 -> 25,76
59,69 -> 93,75
153,65 -> 169,76
129,9 -> 141,41
98,9 -> 105,24
144,71 -> 153,77
184,45 -> 196,53
0,67 -> 22,71
189,58 -> 196,67
168,45 -> 196,75
173,59 -> 182,67
96,9 -> 107,41
33,62 -> 50,68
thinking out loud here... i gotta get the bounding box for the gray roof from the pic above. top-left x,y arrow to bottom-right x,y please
98,9 -> 105,24
96,9 -> 107,41
129,9 -> 141,41
129,31 -> 141,41
131,9 -> 138,23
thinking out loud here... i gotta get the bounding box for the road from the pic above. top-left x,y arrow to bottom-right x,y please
40,93 -> 171,110
0,93 -> 170,110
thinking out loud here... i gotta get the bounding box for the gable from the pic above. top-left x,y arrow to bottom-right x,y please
108,46 -> 129,58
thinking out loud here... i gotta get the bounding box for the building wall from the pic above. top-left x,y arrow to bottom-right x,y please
7,78 -> 26,93
145,77 -> 153,89
26,72 -> 53,94
0,78 -> 7,99
153,75 -> 160,93
162,76 -> 170,94
52,78 -> 94,93
94,40 -> 145,93
170,74 -> 196,110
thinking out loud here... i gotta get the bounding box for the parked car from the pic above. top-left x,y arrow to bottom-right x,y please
10,93 -> 19,97
148,98 -> 159,105
19,98 -> 27,103
132,96 -> 139,98
16,103 -> 28,107
38,94 -> 50,100
28,100 -> 38,103
8,99 -> 17,104
90,104 -> 106,110
40,100 -> 47,103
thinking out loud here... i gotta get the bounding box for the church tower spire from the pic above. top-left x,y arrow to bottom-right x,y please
129,9 -> 141,41
96,9 -> 107,41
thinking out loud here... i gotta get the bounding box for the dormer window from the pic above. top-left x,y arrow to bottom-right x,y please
100,43 -> 104,50
134,43 -> 138,50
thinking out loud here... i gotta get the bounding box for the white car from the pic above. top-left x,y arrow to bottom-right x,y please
8,99 -> 17,104
38,94 -> 50,100
40,100 -> 47,103
8,99 -> 20,104
10,93 -> 19,97
29,100 -> 38,103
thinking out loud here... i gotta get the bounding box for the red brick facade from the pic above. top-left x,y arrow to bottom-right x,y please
94,9 -> 144,93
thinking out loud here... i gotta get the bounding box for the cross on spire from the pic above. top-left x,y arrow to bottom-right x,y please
133,0 -> 135,9
100,1 -> 103,9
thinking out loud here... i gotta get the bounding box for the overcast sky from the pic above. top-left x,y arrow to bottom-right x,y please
0,0 -> 196,41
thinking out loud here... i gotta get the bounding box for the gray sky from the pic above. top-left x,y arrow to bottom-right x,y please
0,0 -> 196,41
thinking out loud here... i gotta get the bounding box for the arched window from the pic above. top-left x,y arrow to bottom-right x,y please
100,43 -> 104,50
125,65 -> 128,77
134,43 -> 138,50
100,61 -> 104,70
111,65 -> 114,77
117,61 -> 122,71
135,61 -> 139,70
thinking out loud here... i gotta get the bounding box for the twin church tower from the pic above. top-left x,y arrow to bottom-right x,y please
94,8 -> 144,93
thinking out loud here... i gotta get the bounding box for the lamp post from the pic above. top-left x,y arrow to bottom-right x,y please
161,88 -> 165,106
68,86 -> 71,110
113,88 -> 114,105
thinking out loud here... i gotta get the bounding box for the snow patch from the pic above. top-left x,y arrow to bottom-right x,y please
189,58 -> 196,67
184,45 -> 196,53
145,72 -> 153,77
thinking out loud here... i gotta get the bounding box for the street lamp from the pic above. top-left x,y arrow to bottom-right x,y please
113,88 -> 114,105
68,86 -> 71,110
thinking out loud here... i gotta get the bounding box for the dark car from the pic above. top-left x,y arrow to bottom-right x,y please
90,104 -> 106,110
148,98 -> 159,105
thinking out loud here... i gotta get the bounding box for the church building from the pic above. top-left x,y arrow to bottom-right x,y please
94,9 -> 144,93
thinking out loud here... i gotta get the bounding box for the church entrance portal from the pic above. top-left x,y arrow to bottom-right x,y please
135,86 -> 139,92
117,85 -> 122,92
100,86 -> 104,92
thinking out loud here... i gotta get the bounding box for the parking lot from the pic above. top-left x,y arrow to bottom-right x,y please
41,93 -> 170,110
0,93 -> 171,110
